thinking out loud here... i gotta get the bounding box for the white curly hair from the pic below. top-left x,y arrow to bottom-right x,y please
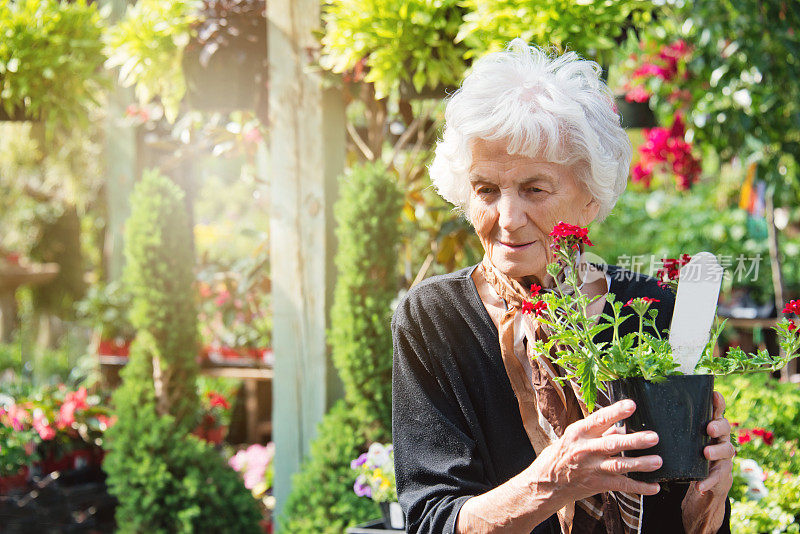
429,39 -> 631,222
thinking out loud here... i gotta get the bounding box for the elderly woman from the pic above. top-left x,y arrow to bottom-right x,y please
391,40 -> 733,534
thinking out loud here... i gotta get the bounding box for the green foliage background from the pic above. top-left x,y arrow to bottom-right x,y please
280,162 -> 402,532
0,0 -> 107,128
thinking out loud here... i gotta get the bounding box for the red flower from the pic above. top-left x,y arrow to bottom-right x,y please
763,431 -> 774,446
789,320 -> 797,332
737,429 -> 751,444
207,392 -> 230,410
529,284 -> 542,297
625,297 -> 660,307
549,222 -> 593,247
783,300 -> 800,315
521,301 -> 535,314
532,300 -> 548,317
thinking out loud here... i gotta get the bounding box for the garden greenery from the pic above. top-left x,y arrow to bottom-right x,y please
457,0 -> 655,67
121,170 -> 199,428
103,170 -> 260,532
281,162 -> 402,532
104,0 -> 199,122
0,0 -> 107,128
320,0 -> 467,99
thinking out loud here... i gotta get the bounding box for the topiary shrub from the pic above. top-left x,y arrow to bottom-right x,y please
103,169 -> 261,532
122,168 -> 199,429
329,161 -> 403,430
281,162 -> 402,532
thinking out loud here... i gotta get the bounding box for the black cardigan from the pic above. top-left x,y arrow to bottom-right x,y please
391,264 -> 731,534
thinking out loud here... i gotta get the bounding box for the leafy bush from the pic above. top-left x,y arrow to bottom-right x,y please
0,0 -> 107,127
716,373 -> 800,533
104,170 -> 260,532
329,161 -> 403,428
320,0 -> 468,98
281,162 -> 402,531
458,0 -> 655,67
280,400 -> 380,533
104,335 -> 261,533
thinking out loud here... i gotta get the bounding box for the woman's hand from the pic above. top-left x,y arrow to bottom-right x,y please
681,391 -> 734,534
529,399 -> 662,505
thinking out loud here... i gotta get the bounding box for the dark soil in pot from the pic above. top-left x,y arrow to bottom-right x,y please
607,374 -> 714,483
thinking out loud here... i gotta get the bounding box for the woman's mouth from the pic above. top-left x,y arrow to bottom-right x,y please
499,240 -> 535,250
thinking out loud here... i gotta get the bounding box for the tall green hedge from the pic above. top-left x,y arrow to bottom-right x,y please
122,168 -> 198,428
103,170 -> 261,533
281,162 -> 403,532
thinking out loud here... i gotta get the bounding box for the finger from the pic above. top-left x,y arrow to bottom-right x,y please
599,455 -> 662,474
605,475 -> 661,496
586,431 -> 659,455
712,391 -> 726,419
602,424 -> 626,438
573,400 -> 636,437
704,441 -> 736,462
696,459 -> 733,493
706,418 -> 732,439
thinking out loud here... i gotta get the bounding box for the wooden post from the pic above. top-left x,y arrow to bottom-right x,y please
267,0 -> 346,521
103,0 -> 137,281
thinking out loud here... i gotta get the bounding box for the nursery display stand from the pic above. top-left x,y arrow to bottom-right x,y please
0,262 -> 59,342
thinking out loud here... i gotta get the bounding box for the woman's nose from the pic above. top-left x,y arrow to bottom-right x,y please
497,194 -> 527,233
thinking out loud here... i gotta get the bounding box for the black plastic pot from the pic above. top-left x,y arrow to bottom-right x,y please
379,501 -> 406,530
607,374 -> 714,483
614,95 -> 657,129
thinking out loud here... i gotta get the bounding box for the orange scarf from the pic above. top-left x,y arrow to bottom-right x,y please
480,257 -> 643,534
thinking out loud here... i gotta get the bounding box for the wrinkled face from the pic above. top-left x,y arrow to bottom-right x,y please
468,138 -> 599,284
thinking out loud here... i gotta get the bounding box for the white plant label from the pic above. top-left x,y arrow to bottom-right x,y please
668,252 -> 723,374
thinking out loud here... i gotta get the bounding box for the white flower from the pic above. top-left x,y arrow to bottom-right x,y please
367,442 -> 391,469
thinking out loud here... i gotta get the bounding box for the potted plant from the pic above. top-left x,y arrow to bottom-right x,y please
105,0 -> 267,121
524,223 -> 799,482
75,281 -> 135,358
350,443 -> 405,530
0,0 -> 107,127
182,0 -> 268,113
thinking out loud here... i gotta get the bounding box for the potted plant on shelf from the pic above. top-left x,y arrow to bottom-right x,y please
75,281 -> 135,359
524,223 -> 798,482
350,443 -> 405,531
0,0 -> 107,127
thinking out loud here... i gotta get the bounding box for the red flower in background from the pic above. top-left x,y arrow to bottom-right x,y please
634,115 -> 701,191
737,429 -> 752,444
530,283 -> 542,297
207,391 -> 231,410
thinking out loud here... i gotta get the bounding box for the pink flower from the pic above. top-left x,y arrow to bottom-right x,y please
625,86 -> 650,103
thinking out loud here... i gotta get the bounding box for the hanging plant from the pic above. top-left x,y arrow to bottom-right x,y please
183,0 -> 268,113
0,0 -> 107,129
105,0 -> 267,122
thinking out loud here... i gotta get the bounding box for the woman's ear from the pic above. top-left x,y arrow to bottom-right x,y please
578,197 -> 600,227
